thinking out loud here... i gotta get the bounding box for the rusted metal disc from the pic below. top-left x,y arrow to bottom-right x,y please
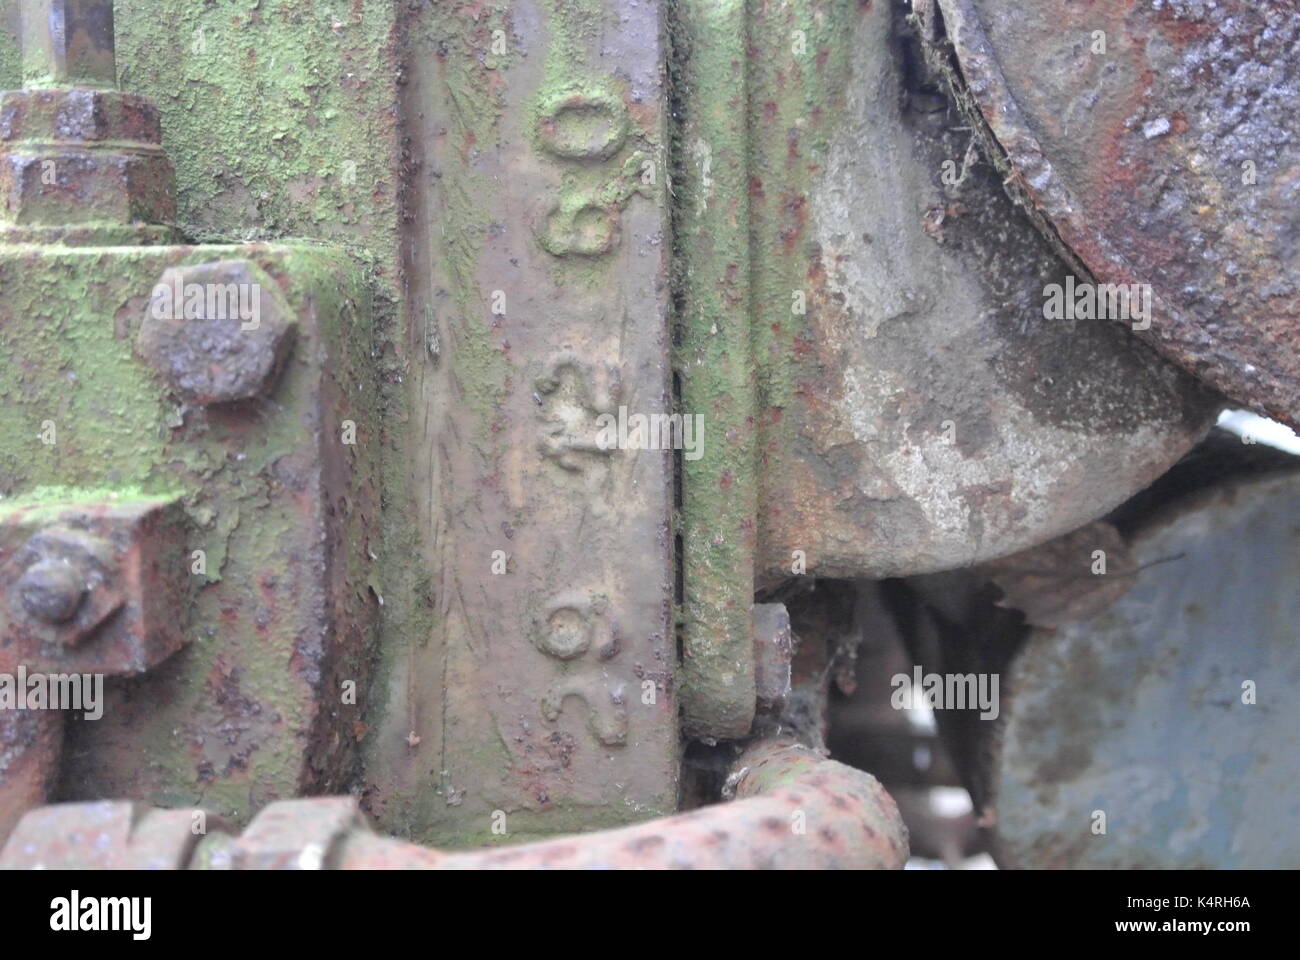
923,0 -> 1300,427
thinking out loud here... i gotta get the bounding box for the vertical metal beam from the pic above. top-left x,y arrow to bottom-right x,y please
21,0 -> 116,89
674,0 -> 758,739
377,0 -> 678,844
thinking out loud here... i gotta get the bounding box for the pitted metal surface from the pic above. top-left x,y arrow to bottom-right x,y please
750,0 -> 1218,584
0,0 -> 1292,874
922,0 -> 1300,427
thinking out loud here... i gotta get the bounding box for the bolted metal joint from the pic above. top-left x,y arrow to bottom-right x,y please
0,493 -> 193,674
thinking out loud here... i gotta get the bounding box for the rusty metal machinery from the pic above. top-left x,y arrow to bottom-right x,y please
916,0 -> 1300,429
0,0 -> 1295,872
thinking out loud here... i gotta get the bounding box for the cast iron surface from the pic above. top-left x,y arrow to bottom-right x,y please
750,0 -> 1217,583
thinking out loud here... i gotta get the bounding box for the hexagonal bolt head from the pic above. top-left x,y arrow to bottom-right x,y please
0,89 -> 164,148
137,260 -> 298,405
0,494 -> 191,674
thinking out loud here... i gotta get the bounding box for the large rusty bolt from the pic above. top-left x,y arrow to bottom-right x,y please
0,494 -> 191,674
137,260 -> 298,405
1,526 -> 121,648
1,87 -> 171,233
0,89 -> 164,147
2,3 -> 180,242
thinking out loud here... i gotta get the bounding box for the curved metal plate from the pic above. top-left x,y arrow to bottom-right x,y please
927,0 -> 1300,427
751,1 -> 1216,583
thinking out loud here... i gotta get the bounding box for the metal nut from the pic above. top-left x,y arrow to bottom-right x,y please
15,558 -> 86,625
0,494 -> 191,674
137,260 -> 297,405
0,148 -> 177,231
2,527 -> 120,648
0,89 -> 164,148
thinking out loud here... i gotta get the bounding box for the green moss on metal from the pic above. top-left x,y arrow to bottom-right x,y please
665,0 -> 856,740
111,1 -> 401,262
0,0 -> 681,850
747,0 -> 853,412
1,243 -> 376,825
0,485 -> 161,508
528,0 -> 661,292
539,0 -> 604,76
0,0 -> 18,90
670,0 -> 759,739
3,3 -> 407,755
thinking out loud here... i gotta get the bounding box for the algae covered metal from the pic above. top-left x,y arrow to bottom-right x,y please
1,0 -> 380,834
365,0 -> 681,844
0,0 -> 1294,873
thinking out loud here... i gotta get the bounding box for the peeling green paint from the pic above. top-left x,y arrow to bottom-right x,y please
1,0 -> 680,851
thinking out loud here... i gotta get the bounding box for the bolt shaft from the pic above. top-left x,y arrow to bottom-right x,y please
21,0 -> 117,90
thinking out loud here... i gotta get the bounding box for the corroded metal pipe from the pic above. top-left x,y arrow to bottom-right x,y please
1,740 -> 908,870
336,740 -> 907,870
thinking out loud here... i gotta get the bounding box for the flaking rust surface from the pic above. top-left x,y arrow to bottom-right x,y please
0,245 -> 378,825
928,0 -> 1300,428
752,0 -> 1217,584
